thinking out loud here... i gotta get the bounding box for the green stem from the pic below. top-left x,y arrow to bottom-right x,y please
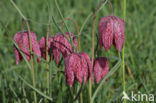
61,18 -> 80,51
54,0 -> 76,50
46,25 -> 50,95
91,0 -> 109,102
122,0 -> 126,103
80,92 -> 83,103
10,1 -> 37,102
26,20 -> 37,103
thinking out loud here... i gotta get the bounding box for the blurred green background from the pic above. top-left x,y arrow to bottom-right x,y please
0,0 -> 156,103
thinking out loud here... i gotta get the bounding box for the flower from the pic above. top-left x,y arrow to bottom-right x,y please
79,53 -> 93,82
39,36 -> 60,64
65,53 -> 93,87
14,31 -> 41,64
39,32 -> 77,64
53,32 -> 77,63
93,57 -> 109,83
39,36 -> 53,60
99,16 -> 125,51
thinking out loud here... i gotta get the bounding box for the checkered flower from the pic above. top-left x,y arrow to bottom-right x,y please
14,31 -> 41,64
53,32 -> 77,63
93,57 -> 109,83
99,16 -> 125,51
65,53 -> 93,87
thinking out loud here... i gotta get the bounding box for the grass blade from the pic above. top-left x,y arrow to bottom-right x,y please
74,76 -> 84,101
13,40 -> 31,70
16,73 -> 53,101
54,0 -> 76,50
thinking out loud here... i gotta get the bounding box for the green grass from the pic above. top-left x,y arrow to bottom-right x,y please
0,0 -> 156,103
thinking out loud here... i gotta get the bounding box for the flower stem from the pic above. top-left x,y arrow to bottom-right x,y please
22,19 -> 25,31
61,18 -> 80,51
91,0 -> 109,102
25,20 -> 37,103
10,1 -> 37,102
61,18 -> 82,102
108,0 -> 114,15
46,24 -> 50,95
122,0 -> 126,103
54,0 -> 76,50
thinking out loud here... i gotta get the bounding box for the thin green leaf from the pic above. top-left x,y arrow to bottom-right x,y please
13,39 -> 49,64
16,73 -> 53,101
79,13 -> 92,36
110,83 -> 137,102
56,89 -> 62,103
13,40 -> 31,70
10,0 -> 26,20
74,76 -> 84,101
54,0 -> 76,50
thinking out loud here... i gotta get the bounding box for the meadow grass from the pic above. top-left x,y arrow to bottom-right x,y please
0,0 -> 156,103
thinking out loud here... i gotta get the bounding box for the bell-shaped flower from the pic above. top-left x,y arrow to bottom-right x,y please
65,53 -> 93,87
53,32 -> 77,63
93,57 -> 109,83
99,16 -> 125,51
14,31 -> 41,64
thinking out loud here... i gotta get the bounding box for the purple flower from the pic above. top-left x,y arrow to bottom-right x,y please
93,57 -> 109,83
79,53 -> 94,82
39,36 -> 54,59
53,32 -> 77,63
99,16 -> 125,51
65,53 -> 93,87
14,31 -> 41,64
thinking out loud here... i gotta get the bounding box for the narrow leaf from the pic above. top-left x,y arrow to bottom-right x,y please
16,73 -> 53,101
74,76 -> 84,101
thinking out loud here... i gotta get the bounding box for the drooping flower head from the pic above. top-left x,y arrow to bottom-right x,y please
39,36 -> 60,64
52,32 -> 77,63
99,16 -> 125,51
65,53 -> 93,87
14,31 -> 41,64
39,32 -> 77,64
79,53 -> 93,82
93,57 -> 109,83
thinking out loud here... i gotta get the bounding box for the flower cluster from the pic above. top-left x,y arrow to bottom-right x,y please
14,16 -> 124,87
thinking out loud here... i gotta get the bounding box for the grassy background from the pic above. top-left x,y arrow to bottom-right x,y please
0,0 -> 156,103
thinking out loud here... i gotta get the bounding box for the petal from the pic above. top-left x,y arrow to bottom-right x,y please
65,55 -> 74,87
31,32 -> 41,63
39,37 -> 46,59
99,16 -> 114,51
14,46 -> 20,64
93,57 -> 109,83
80,55 -> 88,85
80,53 -> 93,83
113,17 -> 125,51
39,36 -> 53,60
21,32 -> 31,61
52,47 -> 60,64
93,58 -> 102,83
71,54 -> 83,83
14,32 -> 23,64
53,33 -> 72,58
